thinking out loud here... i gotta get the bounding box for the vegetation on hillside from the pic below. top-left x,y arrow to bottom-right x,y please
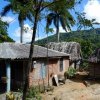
0,19 -> 14,42
36,28 -> 100,59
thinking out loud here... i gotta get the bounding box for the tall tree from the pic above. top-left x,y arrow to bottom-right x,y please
46,0 -> 75,42
22,0 -> 81,99
1,0 -> 33,43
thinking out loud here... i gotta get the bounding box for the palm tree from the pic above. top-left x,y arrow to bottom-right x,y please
1,0 -> 33,43
46,0 -> 75,42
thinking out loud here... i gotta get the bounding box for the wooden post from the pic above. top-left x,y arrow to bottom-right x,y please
6,61 -> 11,92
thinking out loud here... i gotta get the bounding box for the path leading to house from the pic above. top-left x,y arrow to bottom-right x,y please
42,79 -> 100,100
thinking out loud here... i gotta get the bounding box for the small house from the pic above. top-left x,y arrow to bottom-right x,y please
48,42 -> 81,69
0,42 -> 70,92
88,48 -> 100,78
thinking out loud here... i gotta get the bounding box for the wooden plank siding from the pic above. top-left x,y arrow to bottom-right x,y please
89,62 -> 100,78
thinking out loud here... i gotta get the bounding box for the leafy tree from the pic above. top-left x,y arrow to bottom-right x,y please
0,19 -> 13,42
21,0 -> 79,99
80,40 -> 93,59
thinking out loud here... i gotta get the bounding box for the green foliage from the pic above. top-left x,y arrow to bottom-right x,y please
80,61 -> 89,70
36,28 -> 100,60
80,40 -> 93,59
46,0 -> 76,42
6,92 -> 15,100
0,19 -> 14,42
1,0 -> 35,43
67,67 -> 76,77
26,87 -> 41,100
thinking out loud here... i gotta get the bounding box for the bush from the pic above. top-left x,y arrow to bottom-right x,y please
26,86 -> 41,100
66,67 -> 76,79
6,92 -> 15,100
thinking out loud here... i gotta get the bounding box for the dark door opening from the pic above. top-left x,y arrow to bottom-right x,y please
0,61 -> 6,93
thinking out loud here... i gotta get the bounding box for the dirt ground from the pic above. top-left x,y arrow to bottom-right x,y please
1,72 -> 100,100
41,73 -> 100,100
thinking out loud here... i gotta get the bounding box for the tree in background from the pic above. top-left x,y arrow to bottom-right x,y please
46,0 -> 75,42
1,0 -> 34,43
0,19 -> 13,42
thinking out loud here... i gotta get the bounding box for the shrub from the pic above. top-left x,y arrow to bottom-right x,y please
6,92 -> 15,100
26,86 -> 41,100
66,67 -> 76,79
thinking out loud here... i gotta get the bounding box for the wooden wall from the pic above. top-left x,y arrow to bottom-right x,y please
89,62 -> 100,78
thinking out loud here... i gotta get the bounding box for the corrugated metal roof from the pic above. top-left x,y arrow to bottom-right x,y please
0,42 -> 70,60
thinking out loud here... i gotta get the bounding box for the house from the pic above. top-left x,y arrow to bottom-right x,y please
48,42 -> 81,69
88,48 -> 100,78
0,42 -> 70,93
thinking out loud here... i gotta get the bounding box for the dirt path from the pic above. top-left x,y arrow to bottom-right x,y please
41,79 -> 100,100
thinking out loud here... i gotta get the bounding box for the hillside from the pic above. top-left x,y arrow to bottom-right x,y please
36,28 -> 100,48
36,28 -> 100,59
0,34 -> 14,42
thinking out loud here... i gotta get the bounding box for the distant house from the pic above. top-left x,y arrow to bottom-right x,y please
88,48 -> 100,78
0,42 -> 70,92
48,42 -> 81,69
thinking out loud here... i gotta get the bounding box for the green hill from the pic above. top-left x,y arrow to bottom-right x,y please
36,28 -> 100,49
36,28 -> 100,59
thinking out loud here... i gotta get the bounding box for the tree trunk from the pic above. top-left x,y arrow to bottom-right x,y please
57,28 -> 60,42
20,20 -> 24,43
57,25 -> 59,42
56,17 -> 59,42
22,10 -> 39,100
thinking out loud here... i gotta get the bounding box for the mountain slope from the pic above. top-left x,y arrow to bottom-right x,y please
36,28 -> 100,49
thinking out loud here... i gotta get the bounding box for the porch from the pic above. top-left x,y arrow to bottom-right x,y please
0,60 -> 27,93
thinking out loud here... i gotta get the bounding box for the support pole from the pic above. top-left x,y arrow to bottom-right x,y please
6,61 -> 11,92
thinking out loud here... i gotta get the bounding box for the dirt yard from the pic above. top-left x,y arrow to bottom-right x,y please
42,74 -> 100,100
1,72 -> 100,100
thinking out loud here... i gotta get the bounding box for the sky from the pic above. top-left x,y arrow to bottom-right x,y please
0,0 -> 100,43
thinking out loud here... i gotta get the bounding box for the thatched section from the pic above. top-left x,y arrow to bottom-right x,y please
48,42 -> 81,61
89,48 -> 100,63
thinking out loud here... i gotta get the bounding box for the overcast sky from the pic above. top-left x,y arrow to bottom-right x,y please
0,0 -> 100,43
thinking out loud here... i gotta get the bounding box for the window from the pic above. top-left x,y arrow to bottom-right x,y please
33,61 -> 47,79
59,58 -> 63,72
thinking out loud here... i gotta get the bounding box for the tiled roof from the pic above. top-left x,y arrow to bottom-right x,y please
0,42 -> 69,59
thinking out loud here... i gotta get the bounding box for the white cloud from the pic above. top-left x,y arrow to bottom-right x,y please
1,16 -> 16,23
83,0 -> 100,23
14,24 -> 47,43
53,26 -> 70,34
14,24 -> 33,43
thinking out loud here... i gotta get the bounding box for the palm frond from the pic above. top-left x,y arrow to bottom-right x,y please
1,4 -> 12,16
59,16 -> 67,32
46,13 -> 55,28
